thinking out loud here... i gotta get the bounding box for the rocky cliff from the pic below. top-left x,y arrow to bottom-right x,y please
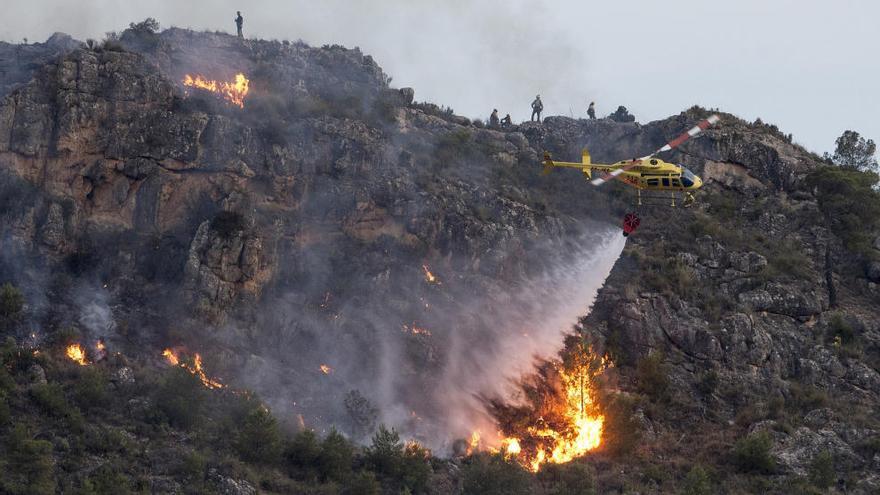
1,24 -> 878,494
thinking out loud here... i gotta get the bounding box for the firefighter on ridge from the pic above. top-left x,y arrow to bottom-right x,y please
531,95 -> 543,122
235,11 -> 244,38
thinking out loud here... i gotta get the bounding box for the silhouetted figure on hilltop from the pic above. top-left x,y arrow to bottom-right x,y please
235,12 -> 244,38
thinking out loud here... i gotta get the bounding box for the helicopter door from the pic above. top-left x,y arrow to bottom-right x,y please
661,178 -> 670,187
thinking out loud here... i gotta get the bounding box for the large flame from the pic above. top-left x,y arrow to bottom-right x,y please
66,344 -> 89,366
162,348 -> 225,389
493,346 -> 609,472
182,73 -> 249,108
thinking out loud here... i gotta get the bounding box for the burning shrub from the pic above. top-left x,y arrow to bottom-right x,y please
489,342 -> 608,471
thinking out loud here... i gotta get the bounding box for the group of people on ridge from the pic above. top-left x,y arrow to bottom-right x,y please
490,97 -> 598,128
489,109 -> 513,129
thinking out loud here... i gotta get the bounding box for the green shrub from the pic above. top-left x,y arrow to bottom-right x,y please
806,166 -> 880,258
461,453 -> 532,495
827,313 -> 856,345
539,462 -> 596,495
79,464 -> 133,495
318,429 -> 354,483
696,370 -> 719,396
681,464 -> 712,495
787,382 -> 829,413
636,352 -> 670,402
343,471 -> 381,495
807,451 -> 835,489
0,424 -> 55,495
600,393 -> 641,457
364,425 -> 431,493
30,382 -> 72,417
73,368 -> 110,411
234,407 -> 283,464
179,451 -> 207,481
154,367 -> 206,429
732,432 -> 776,474
285,429 -> 322,480
0,283 -> 24,331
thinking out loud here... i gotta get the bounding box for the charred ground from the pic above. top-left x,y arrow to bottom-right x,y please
0,22 -> 879,494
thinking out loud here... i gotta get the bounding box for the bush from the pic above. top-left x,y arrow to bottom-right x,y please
807,451 -> 835,489
364,425 -> 431,493
285,429 -> 322,480
154,367 -> 206,429
0,283 -> 24,332
636,352 -> 670,402
608,106 -> 635,123
0,424 -> 55,495
343,471 -> 381,495
318,429 -> 354,483
682,464 -> 712,495
600,393 -> 641,456
461,453 -> 532,495
30,382 -> 72,417
806,166 -> 880,258
732,432 -> 776,474
73,368 -> 110,411
827,313 -> 856,345
538,462 -> 596,495
696,370 -> 719,396
0,283 -> 24,319
234,407 -> 283,464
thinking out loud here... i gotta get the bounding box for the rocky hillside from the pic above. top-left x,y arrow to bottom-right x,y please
0,23 -> 878,494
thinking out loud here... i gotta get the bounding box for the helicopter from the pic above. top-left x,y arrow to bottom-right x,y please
541,114 -> 720,236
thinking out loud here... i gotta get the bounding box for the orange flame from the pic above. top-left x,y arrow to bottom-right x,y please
497,349 -> 608,471
320,364 -> 332,375
183,73 -> 250,108
402,324 -> 432,336
422,265 -> 440,284
66,344 -> 89,366
162,348 -> 225,389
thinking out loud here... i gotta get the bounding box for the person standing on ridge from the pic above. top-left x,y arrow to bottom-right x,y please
235,11 -> 244,38
531,95 -> 543,122
489,109 -> 499,127
588,101 -> 596,120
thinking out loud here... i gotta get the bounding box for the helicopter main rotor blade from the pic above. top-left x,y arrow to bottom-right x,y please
639,114 -> 720,160
591,115 -> 720,187
590,160 -> 641,186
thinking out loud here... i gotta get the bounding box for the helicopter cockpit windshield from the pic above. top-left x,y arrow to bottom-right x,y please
680,167 -> 697,187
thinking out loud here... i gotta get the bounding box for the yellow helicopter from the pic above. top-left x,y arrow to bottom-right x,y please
542,115 -> 719,209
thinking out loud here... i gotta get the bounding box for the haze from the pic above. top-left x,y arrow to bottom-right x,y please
3,0 -> 877,155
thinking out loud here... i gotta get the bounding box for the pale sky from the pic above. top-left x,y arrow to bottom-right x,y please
3,0 -> 877,155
